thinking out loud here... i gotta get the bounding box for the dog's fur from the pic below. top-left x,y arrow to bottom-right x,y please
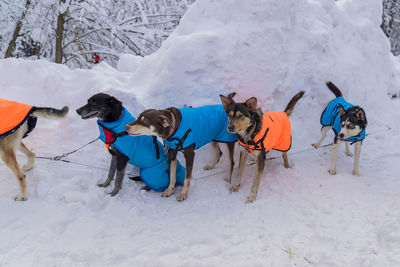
220,91 -> 304,203
312,80 -> 367,176
125,99 -> 237,202
76,93 -> 146,196
0,106 -> 69,201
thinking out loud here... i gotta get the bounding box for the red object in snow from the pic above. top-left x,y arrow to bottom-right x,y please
92,54 -> 100,64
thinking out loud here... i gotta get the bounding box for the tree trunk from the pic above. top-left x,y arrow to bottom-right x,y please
55,0 -> 67,63
4,0 -> 31,58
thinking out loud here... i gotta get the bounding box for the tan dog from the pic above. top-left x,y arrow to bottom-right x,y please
0,101 -> 68,201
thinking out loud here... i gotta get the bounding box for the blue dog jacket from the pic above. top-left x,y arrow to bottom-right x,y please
320,97 -> 366,143
166,105 -> 237,150
97,108 -> 186,192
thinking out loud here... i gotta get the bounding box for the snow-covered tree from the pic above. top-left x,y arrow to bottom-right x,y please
0,0 -> 195,68
382,0 -> 400,56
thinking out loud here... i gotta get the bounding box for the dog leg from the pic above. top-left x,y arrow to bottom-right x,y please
204,142 -> 222,170
312,126 -> 331,148
0,148 -> 27,201
224,142 -> 235,183
328,139 -> 341,175
345,142 -> 353,157
19,142 -> 35,171
230,147 -> 248,192
352,142 -> 361,176
98,155 -> 117,187
177,146 -> 195,201
162,149 -> 177,197
246,151 -> 265,204
109,151 -> 129,196
282,152 -> 290,168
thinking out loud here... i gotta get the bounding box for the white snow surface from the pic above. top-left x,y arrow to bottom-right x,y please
1,0 -> 400,266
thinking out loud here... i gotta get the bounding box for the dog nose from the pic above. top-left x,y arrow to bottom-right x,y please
339,133 -> 344,138
76,108 -> 82,115
125,125 -> 131,131
228,125 -> 235,132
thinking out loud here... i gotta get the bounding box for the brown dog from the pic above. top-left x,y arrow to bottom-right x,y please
125,102 -> 237,201
0,100 -> 68,201
220,91 -> 304,203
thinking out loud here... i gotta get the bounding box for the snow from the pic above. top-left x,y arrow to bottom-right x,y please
1,0 -> 400,266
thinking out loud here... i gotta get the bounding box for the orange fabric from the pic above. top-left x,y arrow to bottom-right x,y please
0,98 -> 34,135
238,111 -> 292,154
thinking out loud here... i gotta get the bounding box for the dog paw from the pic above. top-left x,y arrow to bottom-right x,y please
22,164 -> 34,172
352,170 -> 360,176
224,177 -> 232,183
97,182 -> 110,188
328,168 -> 336,175
14,194 -> 27,201
109,188 -> 120,196
246,195 -> 256,204
203,165 -> 215,171
162,188 -> 175,197
345,151 -> 353,157
312,143 -> 320,148
177,192 -> 188,201
229,184 -> 240,193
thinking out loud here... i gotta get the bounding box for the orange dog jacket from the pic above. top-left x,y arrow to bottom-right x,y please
238,111 -> 292,154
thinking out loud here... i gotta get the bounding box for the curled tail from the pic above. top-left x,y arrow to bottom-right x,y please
324,79 -> 342,97
32,106 -> 69,119
284,91 -> 305,116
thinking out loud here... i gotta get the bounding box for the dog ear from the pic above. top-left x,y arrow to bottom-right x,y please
355,108 -> 366,122
227,92 -> 236,100
220,95 -> 233,111
106,96 -> 121,106
339,105 -> 346,116
244,97 -> 257,112
160,115 -> 170,128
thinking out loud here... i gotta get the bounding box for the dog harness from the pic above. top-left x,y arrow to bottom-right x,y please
97,108 -> 185,192
238,111 -> 292,157
166,105 -> 237,151
320,97 -> 366,143
0,98 -> 37,139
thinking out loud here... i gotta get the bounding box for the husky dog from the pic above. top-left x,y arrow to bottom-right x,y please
125,99 -> 237,202
220,91 -> 304,203
76,93 -> 186,196
0,99 -> 68,201
312,80 -> 367,176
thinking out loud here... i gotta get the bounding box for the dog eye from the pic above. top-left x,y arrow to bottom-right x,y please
237,115 -> 243,119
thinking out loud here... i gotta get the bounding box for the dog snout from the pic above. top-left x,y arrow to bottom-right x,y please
228,125 -> 235,132
339,133 -> 344,138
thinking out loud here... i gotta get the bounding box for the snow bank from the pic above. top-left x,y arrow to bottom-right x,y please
1,0 -> 400,266
118,0 -> 400,125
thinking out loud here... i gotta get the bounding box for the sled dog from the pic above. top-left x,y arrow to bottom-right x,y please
125,97 -> 237,201
220,91 -> 304,203
312,80 -> 367,176
77,93 -> 186,196
0,99 -> 68,200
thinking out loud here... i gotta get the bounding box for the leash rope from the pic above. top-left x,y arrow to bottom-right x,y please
32,124 -> 392,182
35,138 -> 99,161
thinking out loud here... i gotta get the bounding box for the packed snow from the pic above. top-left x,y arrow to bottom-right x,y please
1,0 -> 400,266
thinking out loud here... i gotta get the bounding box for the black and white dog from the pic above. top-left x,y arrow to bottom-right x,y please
312,80 -> 367,176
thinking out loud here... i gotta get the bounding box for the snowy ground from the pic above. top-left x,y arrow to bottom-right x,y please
2,0 -> 400,266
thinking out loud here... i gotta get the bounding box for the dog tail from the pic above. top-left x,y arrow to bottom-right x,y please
325,79 -> 342,97
284,91 -> 305,116
32,106 -> 69,120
